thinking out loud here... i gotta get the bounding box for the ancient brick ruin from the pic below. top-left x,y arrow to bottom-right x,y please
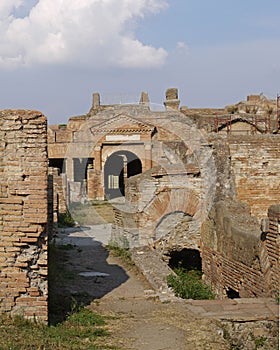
0,110 -> 48,322
0,89 -> 279,321
46,88 -> 279,299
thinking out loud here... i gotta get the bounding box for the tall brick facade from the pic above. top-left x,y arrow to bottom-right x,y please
0,110 -> 48,323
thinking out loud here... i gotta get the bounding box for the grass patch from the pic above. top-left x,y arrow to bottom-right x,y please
0,308 -> 111,350
58,209 -> 76,228
167,268 -> 215,300
254,336 -> 268,349
107,242 -> 134,266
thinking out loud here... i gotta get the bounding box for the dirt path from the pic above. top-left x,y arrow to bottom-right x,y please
91,297 -> 230,350
55,225 -> 230,349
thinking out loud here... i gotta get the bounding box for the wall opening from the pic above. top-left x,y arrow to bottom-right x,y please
226,288 -> 240,299
49,158 -> 65,174
168,248 -> 202,271
74,158 -> 93,182
104,150 -> 142,200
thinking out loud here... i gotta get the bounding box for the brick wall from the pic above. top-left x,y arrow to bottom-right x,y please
202,201 -> 279,299
0,110 -> 48,323
261,205 -> 280,296
228,136 -> 280,220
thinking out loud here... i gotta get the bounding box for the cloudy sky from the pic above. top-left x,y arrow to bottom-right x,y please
1,0 -> 279,124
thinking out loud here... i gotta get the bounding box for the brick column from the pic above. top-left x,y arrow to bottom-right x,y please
144,144 -> 152,171
0,110 -> 49,323
94,146 -> 102,171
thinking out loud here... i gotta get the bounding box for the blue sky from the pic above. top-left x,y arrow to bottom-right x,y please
0,0 -> 279,124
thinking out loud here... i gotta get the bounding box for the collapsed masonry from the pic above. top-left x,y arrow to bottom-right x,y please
0,110 -> 49,323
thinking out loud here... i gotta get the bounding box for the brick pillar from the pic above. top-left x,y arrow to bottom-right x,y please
144,144 -> 152,171
0,110 -> 49,323
94,146 -> 102,171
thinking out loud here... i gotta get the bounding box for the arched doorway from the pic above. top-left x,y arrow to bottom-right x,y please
168,249 -> 202,271
104,151 -> 142,199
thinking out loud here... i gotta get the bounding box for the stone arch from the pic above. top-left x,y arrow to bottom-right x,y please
104,150 -> 142,199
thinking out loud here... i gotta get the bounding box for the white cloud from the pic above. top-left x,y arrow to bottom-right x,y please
0,0 -> 168,69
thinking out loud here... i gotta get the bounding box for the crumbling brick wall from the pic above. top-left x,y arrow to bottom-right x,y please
0,110 -> 48,323
201,201 -> 279,299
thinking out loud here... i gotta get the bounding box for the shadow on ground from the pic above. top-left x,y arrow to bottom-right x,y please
48,226 -> 129,325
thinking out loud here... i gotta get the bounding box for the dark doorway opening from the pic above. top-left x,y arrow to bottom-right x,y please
104,151 -> 142,200
168,248 -> 202,271
226,288 -> 240,299
127,158 -> 142,177
74,158 -> 94,182
104,154 -> 125,199
49,158 -> 65,174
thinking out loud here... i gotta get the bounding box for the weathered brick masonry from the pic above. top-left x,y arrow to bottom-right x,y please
227,136 -> 280,219
201,202 -> 280,299
0,110 -> 48,323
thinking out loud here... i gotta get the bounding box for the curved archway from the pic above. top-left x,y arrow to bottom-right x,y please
104,150 -> 142,199
168,248 -> 202,271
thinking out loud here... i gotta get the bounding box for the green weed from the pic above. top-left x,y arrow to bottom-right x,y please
0,308 -> 110,350
58,209 -> 76,228
107,242 -> 134,266
254,336 -> 268,349
167,268 -> 215,300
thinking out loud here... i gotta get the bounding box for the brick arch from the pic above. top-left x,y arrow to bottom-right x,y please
141,187 -> 200,236
101,146 -> 145,169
